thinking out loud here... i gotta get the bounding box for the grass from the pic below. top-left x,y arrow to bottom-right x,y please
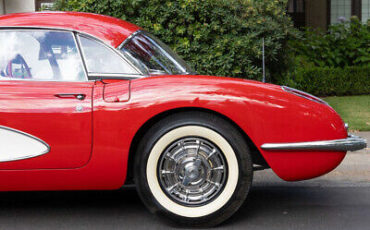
324,95 -> 370,131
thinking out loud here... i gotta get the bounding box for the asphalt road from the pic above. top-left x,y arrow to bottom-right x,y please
0,132 -> 368,230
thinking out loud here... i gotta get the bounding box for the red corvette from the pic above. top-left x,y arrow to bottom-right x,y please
0,12 -> 366,227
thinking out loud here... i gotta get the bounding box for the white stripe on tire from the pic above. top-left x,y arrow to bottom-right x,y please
146,126 -> 239,218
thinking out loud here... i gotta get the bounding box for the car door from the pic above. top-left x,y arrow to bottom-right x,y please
0,29 -> 93,169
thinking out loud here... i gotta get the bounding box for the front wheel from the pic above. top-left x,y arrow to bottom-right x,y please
134,112 -> 253,227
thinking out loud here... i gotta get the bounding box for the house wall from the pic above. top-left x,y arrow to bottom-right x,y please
1,0 -> 35,15
4,0 -> 35,14
0,1 -> 4,14
363,0 -> 370,23
306,0 -> 328,30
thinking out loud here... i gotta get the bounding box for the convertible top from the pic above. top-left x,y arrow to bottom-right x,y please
0,11 -> 140,47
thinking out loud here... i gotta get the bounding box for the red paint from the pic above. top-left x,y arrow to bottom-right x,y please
103,80 -> 130,103
126,76 -> 347,182
0,80 -> 94,170
0,12 -> 348,191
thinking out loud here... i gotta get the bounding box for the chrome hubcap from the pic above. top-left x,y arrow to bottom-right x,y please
158,137 -> 227,206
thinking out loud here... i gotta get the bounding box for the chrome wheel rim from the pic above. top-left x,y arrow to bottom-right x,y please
158,137 -> 228,206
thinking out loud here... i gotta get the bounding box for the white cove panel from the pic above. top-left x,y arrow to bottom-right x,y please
0,126 -> 50,162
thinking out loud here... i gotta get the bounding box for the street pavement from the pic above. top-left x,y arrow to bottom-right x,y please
0,132 -> 368,230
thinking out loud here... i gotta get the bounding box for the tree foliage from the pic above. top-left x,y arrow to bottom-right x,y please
54,0 -> 297,81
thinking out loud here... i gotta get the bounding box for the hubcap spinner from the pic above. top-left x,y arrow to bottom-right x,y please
158,137 -> 227,206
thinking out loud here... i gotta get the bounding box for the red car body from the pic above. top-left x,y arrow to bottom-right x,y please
0,12 -> 364,192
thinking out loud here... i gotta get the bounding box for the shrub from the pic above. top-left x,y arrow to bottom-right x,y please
290,17 -> 370,68
279,66 -> 370,96
54,0 -> 297,81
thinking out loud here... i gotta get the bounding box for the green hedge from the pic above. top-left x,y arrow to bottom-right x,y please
54,0 -> 297,81
290,17 -> 370,68
281,18 -> 370,96
280,66 -> 370,96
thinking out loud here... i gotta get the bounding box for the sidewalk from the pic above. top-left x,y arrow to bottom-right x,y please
253,132 -> 370,187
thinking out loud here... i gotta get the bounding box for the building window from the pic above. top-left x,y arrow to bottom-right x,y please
331,0 -> 352,24
363,0 -> 370,23
35,0 -> 55,11
288,0 -> 305,13
287,0 -> 306,28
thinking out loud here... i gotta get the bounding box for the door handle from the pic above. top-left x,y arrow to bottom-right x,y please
55,94 -> 86,100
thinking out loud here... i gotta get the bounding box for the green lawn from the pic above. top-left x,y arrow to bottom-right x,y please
324,95 -> 370,131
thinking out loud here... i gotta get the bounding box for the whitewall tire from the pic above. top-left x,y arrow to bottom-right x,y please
134,111 -> 253,227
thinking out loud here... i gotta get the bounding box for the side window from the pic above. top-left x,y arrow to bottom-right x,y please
0,30 -> 86,81
79,36 -> 137,75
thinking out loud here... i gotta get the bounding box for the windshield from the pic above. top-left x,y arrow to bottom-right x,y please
119,31 -> 194,75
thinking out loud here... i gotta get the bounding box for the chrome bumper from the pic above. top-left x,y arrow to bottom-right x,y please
261,135 -> 367,152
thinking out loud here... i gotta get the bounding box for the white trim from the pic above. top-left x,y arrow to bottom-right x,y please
0,126 -> 50,162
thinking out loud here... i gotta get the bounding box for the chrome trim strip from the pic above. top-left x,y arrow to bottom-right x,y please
117,29 -> 141,49
73,32 -> 89,80
88,73 -> 142,78
0,78 -> 95,83
281,86 -> 329,105
0,126 -> 50,162
261,135 -> 367,152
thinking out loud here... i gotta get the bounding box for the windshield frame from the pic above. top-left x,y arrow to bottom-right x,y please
118,30 -> 195,76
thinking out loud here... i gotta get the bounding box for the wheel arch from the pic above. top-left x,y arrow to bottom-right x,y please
125,107 -> 268,185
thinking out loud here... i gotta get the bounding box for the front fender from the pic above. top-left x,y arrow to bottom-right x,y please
127,75 -> 348,181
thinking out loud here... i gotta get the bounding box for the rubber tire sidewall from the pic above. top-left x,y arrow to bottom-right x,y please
134,112 -> 253,227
